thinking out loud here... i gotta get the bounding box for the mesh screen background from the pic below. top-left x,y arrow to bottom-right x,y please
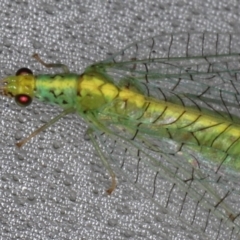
0,1 -> 239,240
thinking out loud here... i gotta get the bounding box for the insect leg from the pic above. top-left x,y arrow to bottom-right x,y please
86,128 -> 117,194
32,53 -> 70,73
16,107 -> 75,147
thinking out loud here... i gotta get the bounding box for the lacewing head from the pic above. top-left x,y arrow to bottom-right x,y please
0,67 -> 34,107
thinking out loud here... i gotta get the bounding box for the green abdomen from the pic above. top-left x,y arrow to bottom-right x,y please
103,92 -> 240,168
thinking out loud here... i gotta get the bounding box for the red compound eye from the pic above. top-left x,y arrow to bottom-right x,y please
15,94 -> 32,107
16,68 -> 33,76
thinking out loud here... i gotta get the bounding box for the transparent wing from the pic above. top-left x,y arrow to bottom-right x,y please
91,122 -> 240,239
94,33 -> 240,122
87,33 -> 240,239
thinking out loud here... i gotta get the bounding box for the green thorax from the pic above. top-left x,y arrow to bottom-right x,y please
35,73 -> 80,109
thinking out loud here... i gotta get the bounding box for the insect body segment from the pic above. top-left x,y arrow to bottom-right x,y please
2,73 -> 35,99
35,73 -> 79,109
